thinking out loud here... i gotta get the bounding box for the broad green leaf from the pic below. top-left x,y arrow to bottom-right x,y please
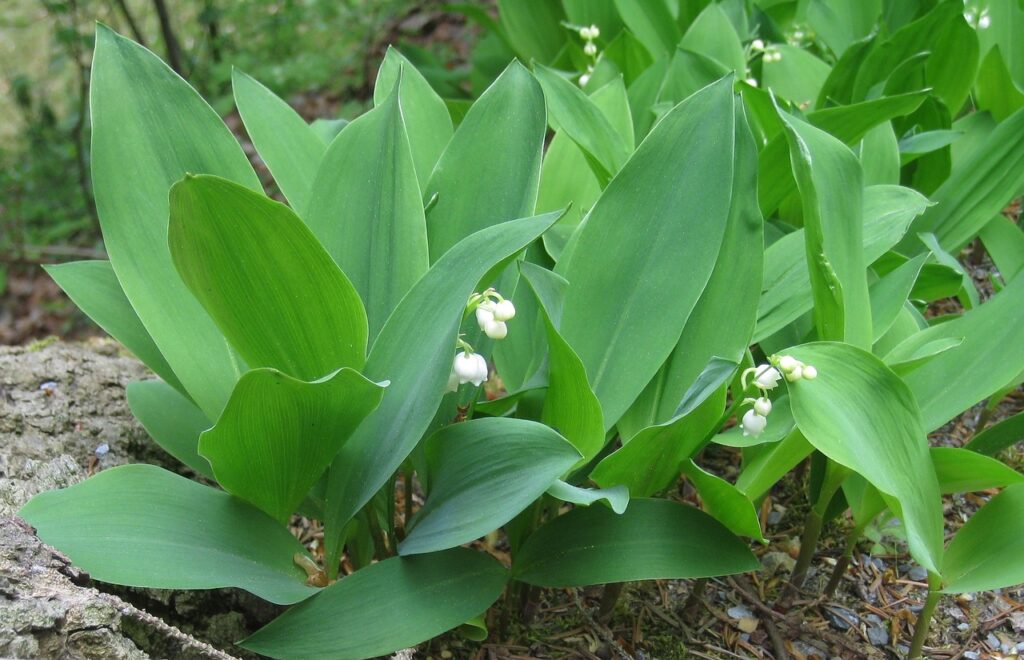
126,379 -> 212,479
870,254 -> 928,341
757,91 -> 929,217
780,113 -> 871,347
754,185 -> 930,343
627,57 -> 669,140
975,46 -> 1024,122
19,465 -> 317,604
890,275 -> 1024,431
660,48 -> 732,108
323,210 -> 564,570
966,410 -> 1024,456
242,548 -> 508,659
498,0 -> 566,64
735,429 -> 814,501
886,337 -> 965,375
232,69 -> 325,215
168,175 -> 367,381
374,47 -> 453,187
979,215 -> 1024,283
786,342 -> 943,574
682,461 -> 766,542
614,0 -> 680,59
806,0 -> 880,56
679,3 -> 745,75
942,483 -> 1024,593
601,29 -> 654,86
977,0 -> 1024,87
859,122 -> 900,186
200,368 -> 384,523
930,447 -> 1024,494
519,264 -> 605,466
306,78 -> 429,339
590,384 -> 724,498
45,261 -> 183,393
763,45 -> 831,108
533,64 -> 630,182
425,62 -> 545,262
853,3 -> 978,113
620,102 -> 761,435
918,232 -> 979,309
558,76 -> 736,429
399,418 -> 579,555
900,107 -> 1024,253
310,118 -> 348,144
90,25 -> 261,419
547,480 -> 629,514
898,129 -> 964,162
513,498 -> 759,587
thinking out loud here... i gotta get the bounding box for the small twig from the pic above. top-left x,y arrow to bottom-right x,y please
572,591 -> 632,660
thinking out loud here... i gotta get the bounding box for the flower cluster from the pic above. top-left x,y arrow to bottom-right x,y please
578,24 -> 600,87
446,289 -> 517,392
738,355 -> 817,437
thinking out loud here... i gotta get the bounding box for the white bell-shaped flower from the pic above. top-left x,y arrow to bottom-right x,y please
453,352 -> 488,386
753,365 -> 782,390
741,409 -> 767,437
445,369 -> 460,393
483,319 -> 508,340
475,301 -> 495,330
753,397 -> 772,416
492,299 -> 516,322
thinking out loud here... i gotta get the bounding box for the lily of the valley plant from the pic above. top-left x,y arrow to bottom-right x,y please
22,2 -> 1024,658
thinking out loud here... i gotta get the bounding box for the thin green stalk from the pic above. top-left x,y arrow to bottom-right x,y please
598,582 -> 625,622
908,574 -> 942,659
787,508 -> 824,591
823,522 -> 864,598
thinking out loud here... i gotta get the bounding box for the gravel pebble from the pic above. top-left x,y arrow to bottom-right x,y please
867,625 -> 889,646
908,566 -> 928,581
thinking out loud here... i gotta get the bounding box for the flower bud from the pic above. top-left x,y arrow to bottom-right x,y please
802,365 -> 818,380
579,26 -> 593,40
753,365 -> 782,390
483,319 -> 508,340
589,24 -> 600,39
745,77 -> 758,87
584,42 -> 597,56
753,397 -> 772,416
579,73 -> 590,87
778,355 -> 799,373
741,409 -> 767,437
751,38 -> 764,50
785,365 -> 803,382
493,299 -> 516,322
978,13 -> 990,28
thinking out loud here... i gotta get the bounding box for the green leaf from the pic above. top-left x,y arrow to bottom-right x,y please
735,429 -> 814,501
613,0 -> 680,59
886,336 -> 965,375
679,3 -> 745,75
558,76 -> 737,428
242,548 -> 508,659
763,45 -> 831,108
126,380 -> 212,479
425,61 -> 545,262
975,46 -> 1024,122
232,69 -> 325,215
900,107 -> 1024,253
200,368 -> 384,523
966,410 -> 1024,456
168,175 -> 367,381
306,77 -> 429,340
806,0 -> 880,57
374,47 -> 454,188
757,91 -> 929,218
942,483 -> 1024,593
498,0 -> 566,64
754,185 -> 930,343
890,275 -> 1024,431
620,101 -> 761,435
513,498 -> 759,587
918,232 -> 979,309
322,210 -> 564,569
90,25 -> 261,419
779,112 -> 872,347
870,254 -> 928,341
519,263 -> 605,466
547,480 -> 629,514
980,215 -> 1024,283
19,465 -> 317,605
682,461 -> 766,542
533,64 -> 630,182
399,418 -> 579,555
930,447 -> 1024,494
786,342 -> 943,575
44,261 -> 183,393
